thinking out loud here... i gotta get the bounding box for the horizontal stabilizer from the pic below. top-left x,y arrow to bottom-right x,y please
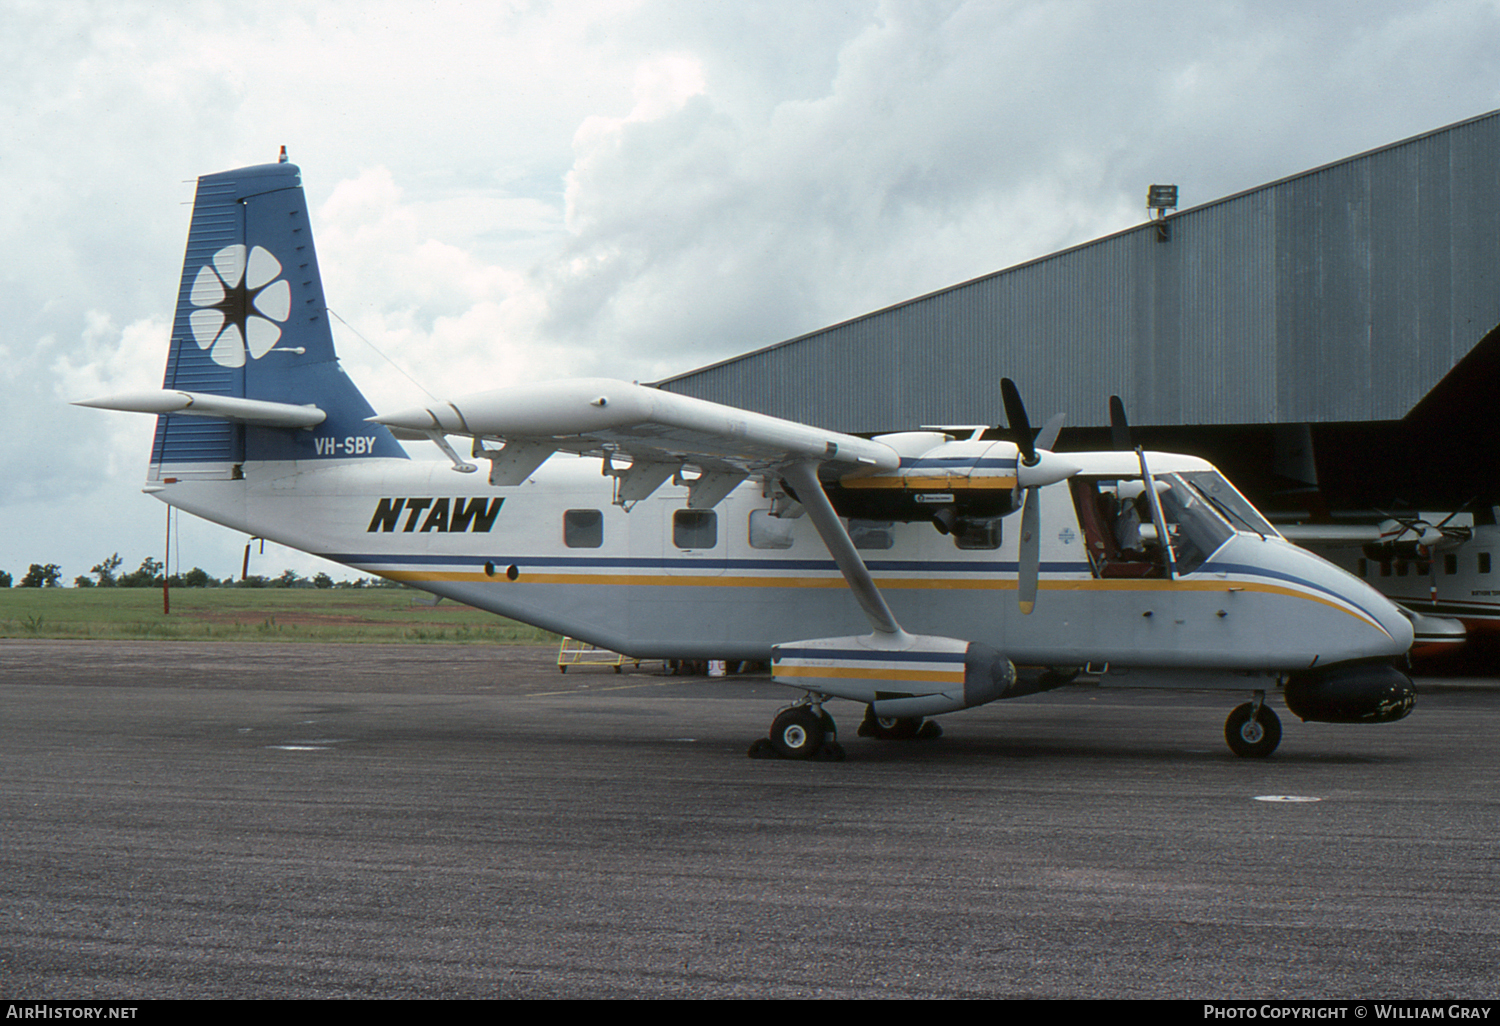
73,389 -> 326,429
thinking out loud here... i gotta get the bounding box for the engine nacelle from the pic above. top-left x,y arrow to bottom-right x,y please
1283,662 -> 1416,724
824,435 -> 1021,526
771,634 -> 1017,718
804,433 -> 1080,537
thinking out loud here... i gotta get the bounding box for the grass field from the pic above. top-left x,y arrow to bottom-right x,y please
0,588 -> 559,644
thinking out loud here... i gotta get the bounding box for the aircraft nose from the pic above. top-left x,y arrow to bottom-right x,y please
1266,538 -> 1415,660
1342,571 -> 1414,655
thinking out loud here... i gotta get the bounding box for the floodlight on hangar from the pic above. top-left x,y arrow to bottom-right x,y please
1147,184 -> 1178,241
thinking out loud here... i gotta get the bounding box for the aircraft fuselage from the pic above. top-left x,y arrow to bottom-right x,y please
156,451 -> 1412,676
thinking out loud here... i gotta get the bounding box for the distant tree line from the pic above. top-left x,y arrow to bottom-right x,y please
0,553 -> 406,590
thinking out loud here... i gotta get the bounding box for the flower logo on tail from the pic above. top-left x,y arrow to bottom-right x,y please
188,244 -> 292,368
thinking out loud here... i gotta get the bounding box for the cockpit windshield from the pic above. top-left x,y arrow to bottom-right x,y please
1174,470 -> 1280,538
1151,474 -> 1233,574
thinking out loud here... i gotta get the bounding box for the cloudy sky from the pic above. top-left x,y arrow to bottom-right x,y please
6,0 -> 1500,585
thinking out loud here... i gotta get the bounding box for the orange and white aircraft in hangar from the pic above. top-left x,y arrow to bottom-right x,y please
78,159 -> 1418,760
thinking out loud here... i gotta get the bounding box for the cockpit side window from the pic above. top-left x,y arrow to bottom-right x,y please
1069,478 -> 1164,579
1069,474 -> 1234,578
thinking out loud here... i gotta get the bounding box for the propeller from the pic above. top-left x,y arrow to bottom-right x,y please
1373,505 -> 1473,606
1375,506 -> 1471,551
1000,379 -> 1075,614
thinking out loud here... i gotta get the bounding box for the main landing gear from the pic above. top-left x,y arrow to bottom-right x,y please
748,701 -> 950,759
747,700 -> 845,761
856,706 -> 943,741
1225,692 -> 1282,758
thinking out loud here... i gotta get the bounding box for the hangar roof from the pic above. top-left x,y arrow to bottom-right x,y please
657,111 -> 1500,435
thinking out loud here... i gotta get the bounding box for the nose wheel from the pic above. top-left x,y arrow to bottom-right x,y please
1225,697 -> 1282,758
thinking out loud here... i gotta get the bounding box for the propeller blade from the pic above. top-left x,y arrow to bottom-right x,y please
1018,487 -> 1040,614
1109,395 -> 1132,451
1000,378 -> 1036,465
1035,411 -> 1066,453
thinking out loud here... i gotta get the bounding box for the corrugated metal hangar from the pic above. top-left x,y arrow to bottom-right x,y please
656,110 -> 1500,512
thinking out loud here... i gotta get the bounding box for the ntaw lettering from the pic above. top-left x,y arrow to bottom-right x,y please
367,497 -> 504,533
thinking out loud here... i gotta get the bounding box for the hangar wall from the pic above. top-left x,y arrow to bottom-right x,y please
657,111 -> 1500,435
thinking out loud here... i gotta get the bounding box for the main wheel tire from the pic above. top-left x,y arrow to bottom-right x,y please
1225,702 -> 1282,758
858,706 -> 922,740
770,708 -> 825,759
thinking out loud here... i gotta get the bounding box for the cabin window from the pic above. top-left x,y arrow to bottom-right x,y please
674,509 -> 717,549
952,516 -> 1003,550
1480,552 -> 1492,575
1357,558 -> 1368,578
748,509 -> 795,550
1445,553 -> 1457,575
849,520 -> 894,550
563,509 -> 603,548
1395,560 -> 1408,577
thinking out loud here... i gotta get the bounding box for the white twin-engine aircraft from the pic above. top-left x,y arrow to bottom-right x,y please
78,160 -> 1419,760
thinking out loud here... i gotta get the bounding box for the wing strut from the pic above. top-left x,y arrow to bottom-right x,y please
781,461 -> 908,641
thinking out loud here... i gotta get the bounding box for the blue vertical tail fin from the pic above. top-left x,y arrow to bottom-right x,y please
150,160 -> 407,477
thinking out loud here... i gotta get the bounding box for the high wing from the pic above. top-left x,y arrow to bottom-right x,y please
371,376 -> 900,501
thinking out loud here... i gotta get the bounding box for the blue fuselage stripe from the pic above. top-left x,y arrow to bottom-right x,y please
1200,560 -> 1388,629
317,552 -> 1091,574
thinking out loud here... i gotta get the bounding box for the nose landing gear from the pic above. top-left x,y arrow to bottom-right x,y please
1225,692 -> 1282,758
